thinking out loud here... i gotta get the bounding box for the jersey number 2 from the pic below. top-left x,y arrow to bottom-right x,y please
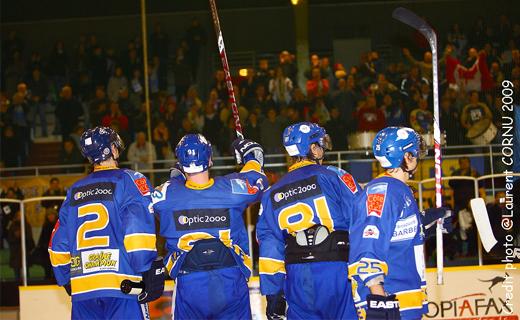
77,203 -> 110,250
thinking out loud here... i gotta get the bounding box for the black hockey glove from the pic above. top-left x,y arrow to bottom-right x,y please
169,162 -> 186,183
232,138 -> 264,167
138,257 -> 165,304
421,207 -> 453,239
266,292 -> 286,320
366,294 -> 401,320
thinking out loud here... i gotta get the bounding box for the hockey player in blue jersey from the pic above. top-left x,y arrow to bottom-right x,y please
48,127 -> 164,320
152,133 -> 268,319
256,122 -> 361,319
349,127 -> 452,320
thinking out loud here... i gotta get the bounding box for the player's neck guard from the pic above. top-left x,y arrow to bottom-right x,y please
185,178 -> 215,190
289,160 -> 316,172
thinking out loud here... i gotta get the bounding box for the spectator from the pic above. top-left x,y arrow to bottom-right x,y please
117,87 -> 136,119
90,46 -> 107,87
211,70 -> 228,102
153,119 -> 170,158
358,51 -> 380,86
177,116 -> 196,144
8,210 -> 35,282
35,209 -> 58,281
26,68 -> 49,137
460,90 -> 493,130
324,106 -> 347,150
9,92 -> 30,161
202,102 -> 222,151
490,61 -> 505,87
244,112 -> 262,144
285,105 -> 302,125
278,50 -> 297,84
4,51 -> 25,96
447,23 -> 468,57
185,17 -> 207,79
304,54 -> 322,79
449,157 -> 485,215
150,23 -> 169,61
240,68 -> 258,102
354,96 -> 386,132
129,68 -> 144,106
172,53 -> 192,103
55,85 -> 83,140
41,177 -> 66,211
402,48 -> 437,80
260,108 -> 284,154
47,41 -> 69,89
186,99 -> 204,133
89,86 -> 109,127
410,98 -> 433,134
255,58 -> 271,90
102,101 -> 129,132
332,76 -> 358,130
457,204 -> 477,257
382,94 -> 406,127
269,67 -> 293,107
0,187 -> 22,249
399,65 -> 429,98
248,84 -> 273,116
107,66 -> 128,102
61,138 -> 84,171
440,96 -> 463,145
127,131 -> 157,170
306,67 -> 329,100
122,48 -> 141,80
1,126 -> 21,167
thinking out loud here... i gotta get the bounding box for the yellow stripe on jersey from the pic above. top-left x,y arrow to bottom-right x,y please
233,244 -> 252,272
241,160 -> 263,173
48,249 -> 71,266
396,288 -> 428,310
288,160 -> 315,172
185,179 -> 215,190
71,273 -> 142,295
165,253 -> 177,274
124,233 -> 157,252
259,257 -> 286,275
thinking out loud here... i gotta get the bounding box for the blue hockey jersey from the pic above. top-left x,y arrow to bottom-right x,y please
48,167 -> 157,302
152,160 -> 268,279
349,174 -> 427,319
257,160 -> 361,296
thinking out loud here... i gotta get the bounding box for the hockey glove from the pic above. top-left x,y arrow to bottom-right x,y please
232,138 -> 264,167
421,207 -> 453,239
63,283 -> 72,296
366,294 -> 401,320
266,292 -> 286,320
138,257 -> 165,304
169,162 -> 186,183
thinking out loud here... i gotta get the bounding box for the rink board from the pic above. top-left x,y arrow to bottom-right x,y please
19,264 -> 520,320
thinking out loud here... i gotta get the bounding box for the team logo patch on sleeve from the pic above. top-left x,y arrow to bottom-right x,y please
366,183 -> 388,218
341,173 -> 358,194
231,179 -> 257,195
362,225 -> 380,239
134,177 -> 150,195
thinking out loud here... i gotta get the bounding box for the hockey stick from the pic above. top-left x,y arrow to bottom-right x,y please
209,0 -> 244,140
392,7 -> 444,284
470,198 -> 498,253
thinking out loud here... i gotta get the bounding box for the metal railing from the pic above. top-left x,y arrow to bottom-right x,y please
0,144 -> 506,181
1,173 -> 516,286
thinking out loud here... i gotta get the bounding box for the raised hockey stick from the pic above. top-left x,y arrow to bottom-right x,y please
470,198 -> 498,253
392,7 -> 444,284
209,0 -> 244,140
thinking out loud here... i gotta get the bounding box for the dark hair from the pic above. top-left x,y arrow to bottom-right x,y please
50,177 -> 59,184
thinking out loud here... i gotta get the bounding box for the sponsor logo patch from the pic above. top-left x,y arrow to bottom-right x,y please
71,182 -> 115,205
341,173 -> 358,194
366,183 -> 388,218
134,177 -> 150,195
271,176 -> 322,209
362,225 -> 380,239
391,214 -> 418,242
80,249 -> 119,274
174,209 -> 230,231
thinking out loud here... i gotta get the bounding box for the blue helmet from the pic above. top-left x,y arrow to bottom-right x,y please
175,134 -> 212,173
282,122 -> 332,157
80,127 -> 124,164
373,127 -> 427,168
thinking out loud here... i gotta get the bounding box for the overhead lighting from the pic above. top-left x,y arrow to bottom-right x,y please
290,0 -> 300,5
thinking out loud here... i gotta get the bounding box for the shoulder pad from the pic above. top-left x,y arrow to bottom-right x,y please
325,165 -> 347,176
